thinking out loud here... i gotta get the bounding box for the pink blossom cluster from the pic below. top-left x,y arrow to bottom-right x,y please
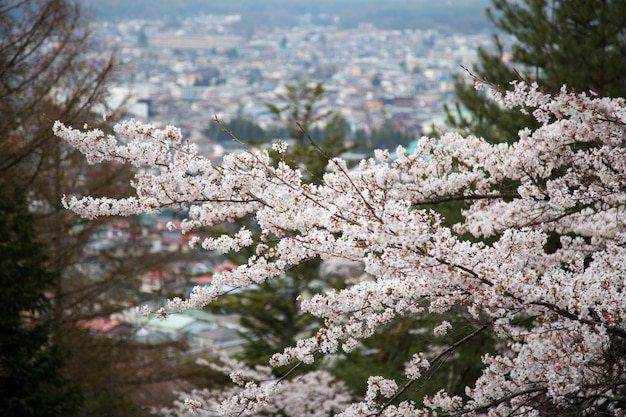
54,82 -> 626,416
160,357 -> 351,416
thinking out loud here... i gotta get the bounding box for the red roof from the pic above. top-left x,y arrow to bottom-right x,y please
195,276 -> 212,284
143,271 -> 173,280
77,317 -> 121,333
213,262 -> 237,272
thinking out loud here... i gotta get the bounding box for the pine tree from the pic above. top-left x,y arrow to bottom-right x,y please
209,82 -> 350,370
448,0 -> 626,144
427,1 -> 626,402
267,81 -> 351,183
0,184 -> 82,417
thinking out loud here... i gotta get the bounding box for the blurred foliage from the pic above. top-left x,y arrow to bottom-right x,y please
206,82 -> 350,374
448,0 -> 626,144
353,119 -> 416,153
331,309 -> 495,405
0,1 -> 184,415
0,183 -> 82,417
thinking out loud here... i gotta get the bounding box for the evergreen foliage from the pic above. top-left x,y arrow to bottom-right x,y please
210,263 -> 323,371
353,119 -> 416,153
207,117 -> 268,143
208,82 -> 350,370
1,2 -> 181,415
267,81 -> 351,183
0,184 -> 82,417
331,310 -> 494,405
448,0 -> 626,144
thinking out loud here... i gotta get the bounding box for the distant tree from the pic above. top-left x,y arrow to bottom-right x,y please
61,326 -> 187,416
209,272 -> 322,371
372,73 -> 382,88
267,81 -> 351,182
354,119 -> 415,153
448,0 -> 626,144
224,48 -> 239,59
0,1 -> 179,415
207,117 -> 266,142
0,0 -> 114,175
137,30 -> 148,48
207,82 -> 351,370
0,183 -> 82,417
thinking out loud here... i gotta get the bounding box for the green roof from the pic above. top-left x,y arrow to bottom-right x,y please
144,314 -> 196,331
182,309 -> 220,322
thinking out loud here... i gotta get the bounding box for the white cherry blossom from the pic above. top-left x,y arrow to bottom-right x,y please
55,82 -> 626,416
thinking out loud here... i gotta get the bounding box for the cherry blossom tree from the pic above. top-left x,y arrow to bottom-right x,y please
54,81 -> 626,416
160,356 -> 351,417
